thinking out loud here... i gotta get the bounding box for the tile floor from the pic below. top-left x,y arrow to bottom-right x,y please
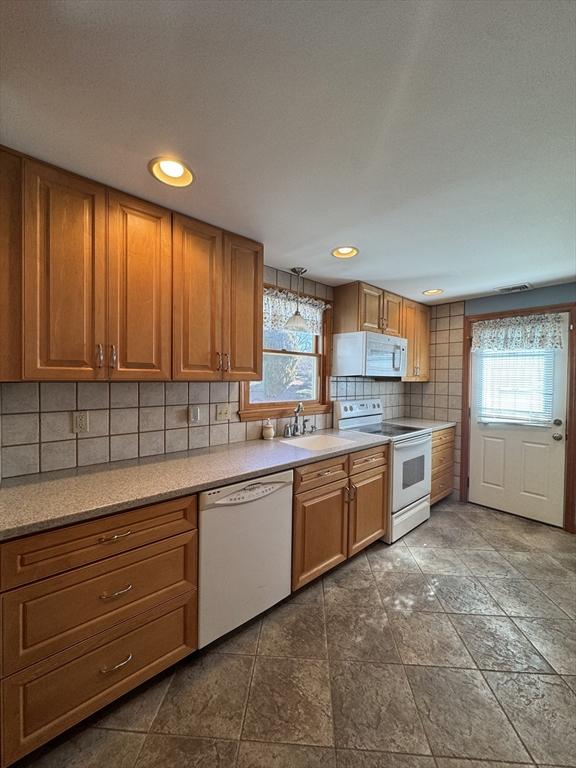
16,499 -> 576,767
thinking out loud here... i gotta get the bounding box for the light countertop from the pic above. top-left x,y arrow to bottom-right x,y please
0,429 -> 390,541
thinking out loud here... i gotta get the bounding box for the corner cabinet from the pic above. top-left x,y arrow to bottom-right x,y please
108,193 -> 172,380
172,219 -> 263,382
401,298 -> 430,382
23,161 -> 107,380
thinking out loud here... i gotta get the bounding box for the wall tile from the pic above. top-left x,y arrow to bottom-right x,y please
1,444 -> 39,477
228,382 -> 239,401
449,314 -> 464,329
166,428 -> 188,453
40,412 -> 75,442
436,304 -> 450,318
229,422 -> 247,443
188,382 -> 210,404
78,410 -> 109,439
41,440 -> 76,472
246,421 -> 263,441
263,265 -> 277,285
110,434 -> 138,462
139,431 -> 164,457
165,382 -> 187,405
277,270 -> 291,289
210,424 -> 229,445
166,405 -> 189,429
40,383 -> 76,412
139,406 -> 165,433
77,382 -> 109,410
188,426 -> 210,450
139,382 -> 165,407
78,437 -> 109,467
1,383 -> 39,413
110,382 -> 138,408
1,414 -> 39,446
450,301 -> 465,316
209,382 -> 229,403
110,408 -> 139,435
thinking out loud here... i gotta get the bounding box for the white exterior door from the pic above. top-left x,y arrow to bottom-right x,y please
469,313 -> 569,527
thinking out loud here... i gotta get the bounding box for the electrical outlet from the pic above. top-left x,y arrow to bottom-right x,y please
72,411 -> 90,434
216,404 -> 231,421
188,405 -> 200,424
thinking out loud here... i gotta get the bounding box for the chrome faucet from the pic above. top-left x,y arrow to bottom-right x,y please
291,402 -> 304,436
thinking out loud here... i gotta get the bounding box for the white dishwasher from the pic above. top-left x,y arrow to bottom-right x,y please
198,469 -> 293,648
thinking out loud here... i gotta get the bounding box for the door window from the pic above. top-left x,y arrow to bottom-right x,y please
473,349 -> 555,425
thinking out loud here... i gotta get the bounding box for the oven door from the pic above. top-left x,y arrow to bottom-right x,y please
392,433 -> 432,512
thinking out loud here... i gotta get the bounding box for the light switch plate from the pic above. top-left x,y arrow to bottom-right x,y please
216,404 -> 231,421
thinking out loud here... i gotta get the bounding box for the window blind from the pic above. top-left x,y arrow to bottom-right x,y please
473,349 -> 555,425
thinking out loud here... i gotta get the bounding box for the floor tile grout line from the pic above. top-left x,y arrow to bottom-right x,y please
321,570 -> 339,752
236,619 -> 262,746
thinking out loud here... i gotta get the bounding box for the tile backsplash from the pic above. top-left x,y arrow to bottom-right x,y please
330,377 -> 408,421
0,381 -> 252,479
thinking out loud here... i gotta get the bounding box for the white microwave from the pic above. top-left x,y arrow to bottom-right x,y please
332,332 -> 407,378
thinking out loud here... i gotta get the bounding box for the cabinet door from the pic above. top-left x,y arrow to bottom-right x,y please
348,466 -> 388,556
292,478 -> 349,590
358,283 -> 383,332
401,299 -> 418,381
108,193 -> 172,379
0,150 -> 22,380
173,214 -> 223,380
415,303 -> 430,380
222,233 -> 263,381
382,291 -> 402,336
23,161 -> 107,379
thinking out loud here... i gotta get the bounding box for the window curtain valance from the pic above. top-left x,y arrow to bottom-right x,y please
263,287 -> 327,335
471,313 -> 563,351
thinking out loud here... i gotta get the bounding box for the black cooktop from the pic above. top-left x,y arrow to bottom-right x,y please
355,424 -> 423,437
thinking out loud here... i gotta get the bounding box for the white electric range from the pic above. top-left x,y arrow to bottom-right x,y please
335,398 -> 431,542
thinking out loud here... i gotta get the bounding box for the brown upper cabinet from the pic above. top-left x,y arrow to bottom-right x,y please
1,149 -> 264,382
172,217 -> 263,381
401,298 -> 430,382
23,160 -> 108,380
108,192 -> 172,379
333,282 -> 403,337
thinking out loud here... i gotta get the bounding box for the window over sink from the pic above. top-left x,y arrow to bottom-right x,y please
240,287 -> 332,420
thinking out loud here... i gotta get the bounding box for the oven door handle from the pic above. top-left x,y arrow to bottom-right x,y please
394,435 -> 431,449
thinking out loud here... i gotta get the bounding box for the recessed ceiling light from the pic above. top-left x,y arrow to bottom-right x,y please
331,246 -> 359,259
148,157 -> 194,187
422,288 -> 444,296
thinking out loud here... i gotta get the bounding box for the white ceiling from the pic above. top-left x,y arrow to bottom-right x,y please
1,0 -> 575,302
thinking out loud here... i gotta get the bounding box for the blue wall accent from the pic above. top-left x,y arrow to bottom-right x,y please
465,282 -> 576,316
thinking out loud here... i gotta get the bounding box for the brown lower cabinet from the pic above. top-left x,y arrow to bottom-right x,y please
0,496 -> 198,767
292,446 -> 389,590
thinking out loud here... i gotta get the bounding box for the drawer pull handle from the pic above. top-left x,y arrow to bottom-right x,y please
100,652 -> 133,676
100,583 -> 133,601
359,456 -> 379,464
99,530 -> 132,544
318,470 -> 335,476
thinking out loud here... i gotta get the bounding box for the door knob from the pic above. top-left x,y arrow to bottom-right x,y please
552,433 -> 563,441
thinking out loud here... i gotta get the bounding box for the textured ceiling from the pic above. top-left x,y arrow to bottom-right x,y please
1,0 -> 574,301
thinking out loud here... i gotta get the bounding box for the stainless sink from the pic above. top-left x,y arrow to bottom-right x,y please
280,435 -> 355,451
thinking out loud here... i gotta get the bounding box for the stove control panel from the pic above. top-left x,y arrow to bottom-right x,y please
334,398 -> 383,420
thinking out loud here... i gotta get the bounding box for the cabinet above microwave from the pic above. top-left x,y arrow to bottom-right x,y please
332,332 -> 408,378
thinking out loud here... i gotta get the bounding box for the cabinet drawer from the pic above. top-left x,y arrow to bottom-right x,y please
432,445 -> 454,476
2,592 -> 196,767
1,495 -> 197,590
349,445 -> 388,475
3,531 -> 197,674
294,455 -> 349,493
432,427 -> 455,451
431,470 -> 454,504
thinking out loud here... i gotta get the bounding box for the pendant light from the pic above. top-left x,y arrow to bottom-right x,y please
285,267 -> 310,331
